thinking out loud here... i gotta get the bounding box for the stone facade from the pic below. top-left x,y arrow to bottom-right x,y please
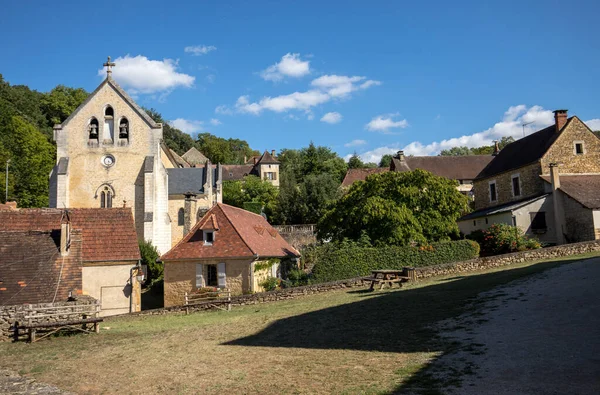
473,162 -> 543,210
50,77 -> 171,253
562,193 -> 596,243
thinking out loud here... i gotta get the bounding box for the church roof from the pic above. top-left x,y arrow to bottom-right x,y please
161,203 -> 300,261
182,147 -> 209,166
167,165 -> 222,195
54,77 -> 161,130
0,208 -> 140,262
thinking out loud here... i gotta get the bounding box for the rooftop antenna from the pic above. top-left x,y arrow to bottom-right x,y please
522,121 -> 534,137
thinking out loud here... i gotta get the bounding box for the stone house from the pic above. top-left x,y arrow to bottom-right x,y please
222,150 -> 281,187
48,58 -> 222,253
0,206 -> 142,316
161,203 -> 300,307
458,110 -> 600,244
342,151 -> 493,196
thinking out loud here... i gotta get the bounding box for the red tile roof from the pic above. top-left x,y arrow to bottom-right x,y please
341,168 -> 389,187
161,203 -> 300,261
0,208 -> 140,262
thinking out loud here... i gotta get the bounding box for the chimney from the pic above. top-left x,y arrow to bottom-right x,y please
549,163 -> 565,245
492,140 -> 500,156
271,149 -> 276,157
183,192 -> 197,235
396,150 -> 405,161
244,155 -> 247,163
60,210 -> 71,256
553,109 -> 568,133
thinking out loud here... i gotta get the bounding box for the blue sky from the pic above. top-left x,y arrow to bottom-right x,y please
2,0 -> 599,162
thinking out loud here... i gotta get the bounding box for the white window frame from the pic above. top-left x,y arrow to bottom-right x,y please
203,230 -> 215,245
511,174 -> 521,198
489,180 -> 497,203
573,140 -> 585,155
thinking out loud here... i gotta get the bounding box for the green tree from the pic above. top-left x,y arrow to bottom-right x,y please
223,175 -> 279,218
379,154 -> 393,168
275,168 -> 305,225
348,153 -> 364,169
0,116 -> 55,207
440,146 -> 473,156
41,85 -> 88,126
317,170 -> 469,245
139,240 -> 162,284
300,173 -> 341,224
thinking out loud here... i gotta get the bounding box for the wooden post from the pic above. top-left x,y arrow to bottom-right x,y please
227,290 -> 231,312
403,267 -> 416,282
185,292 -> 189,315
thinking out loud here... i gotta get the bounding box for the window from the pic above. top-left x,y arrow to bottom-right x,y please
485,218 -> 488,224
206,264 -> 218,287
88,118 -> 99,143
489,181 -> 497,202
264,172 -> 277,180
473,220 -> 476,226
204,230 -> 214,245
118,117 -> 129,143
103,106 -> 114,143
511,175 -> 521,197
574,141 -> 585,155
530,212 -> 547,232
100,186 -> 113,208
177,208 -> 184,226
105,106 -> 114,117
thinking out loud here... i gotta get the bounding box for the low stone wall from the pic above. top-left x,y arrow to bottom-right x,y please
109,240 -> 600,320
0,297 -> 97,342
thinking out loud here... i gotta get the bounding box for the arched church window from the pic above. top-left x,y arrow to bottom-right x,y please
119,118 -> 129,139
178,208 -> 185,226
88,118 -> 99,146
100,186 -> 113,208
103,105 -> 114,143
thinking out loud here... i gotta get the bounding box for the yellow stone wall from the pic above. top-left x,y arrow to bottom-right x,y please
259,164 -> 280,187
82,262 -> 141,316
168,194 -> 214,246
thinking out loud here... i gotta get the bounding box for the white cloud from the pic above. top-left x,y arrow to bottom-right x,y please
209,118 -> 221,126
261,53 -> 310,81
585,119 -> 600,131
184,45 -> 217,56
206,74 -> 216,84
344,139 -> 367,147
311,75 -> 381,98
355,105 -> 557,163
98,55 -> 195,94
366,113 -> 409,133
215,105 -> 233,115
320,112 -> 342,124
169,118 -> 204,135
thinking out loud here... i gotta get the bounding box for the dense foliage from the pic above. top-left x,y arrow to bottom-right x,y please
348,152 -> 377,169
439,136 -> 515,156
466,223 -> 541,256
378,154 -> 393,168
223,175 -> 278,218
309,239 -> 480,283
318,170 -> 470,245
139,240 -> 162,285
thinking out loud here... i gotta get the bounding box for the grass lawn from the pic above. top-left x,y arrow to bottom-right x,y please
1,253 -> 598,394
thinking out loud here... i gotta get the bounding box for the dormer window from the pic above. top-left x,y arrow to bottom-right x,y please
88,118 -> 99,146
203,230 -> 214,245
574,141 -> 585,155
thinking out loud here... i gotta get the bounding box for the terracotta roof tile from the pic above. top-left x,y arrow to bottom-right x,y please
341,168 -> 389,187
161,204 -> 300,261
0,208 -> 140,262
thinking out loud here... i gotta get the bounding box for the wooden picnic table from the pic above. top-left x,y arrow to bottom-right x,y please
363,269 -> 413,291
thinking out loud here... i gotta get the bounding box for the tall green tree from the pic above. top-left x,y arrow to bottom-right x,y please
379,154 -> 393,168
317,170 -> 469,245
223,175 -> 279,218
41,85 -> 88,126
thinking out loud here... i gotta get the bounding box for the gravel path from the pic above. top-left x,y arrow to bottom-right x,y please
437,258 -> 600,394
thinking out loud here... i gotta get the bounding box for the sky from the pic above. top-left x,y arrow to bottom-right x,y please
1,0 -> 599,163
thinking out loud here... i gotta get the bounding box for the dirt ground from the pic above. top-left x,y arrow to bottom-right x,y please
435,257 -> 600,394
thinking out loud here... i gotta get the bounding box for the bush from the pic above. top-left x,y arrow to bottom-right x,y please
284,268 -> 310,287
139,240 -> 161,285
260,277 -> 279,291
467,223 -> 541,256
311,239 -> 480,283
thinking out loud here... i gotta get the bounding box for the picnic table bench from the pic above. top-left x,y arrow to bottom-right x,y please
185,288 -> 231,314
21,302 -> 103,343
362,268 -> 416,291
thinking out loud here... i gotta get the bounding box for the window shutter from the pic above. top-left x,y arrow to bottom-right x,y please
217,262 -> 226,288
195,264 -> 204,288
271,262 -> 278,278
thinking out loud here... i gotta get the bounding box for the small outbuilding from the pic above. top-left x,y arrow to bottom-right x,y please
161,203 -> 300,307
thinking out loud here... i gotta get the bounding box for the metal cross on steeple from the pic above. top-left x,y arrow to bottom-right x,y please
103,56 -> 116,77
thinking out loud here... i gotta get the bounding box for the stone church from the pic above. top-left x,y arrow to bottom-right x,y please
49,58 -> 222,253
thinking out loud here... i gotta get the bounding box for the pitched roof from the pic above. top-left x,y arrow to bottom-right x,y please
169,148 -> 190,168
55,77 -> 160,130
540,175 -> 600,209
167,165 -> 221,195
161,203 -> 300,261
341,168 -> 389,187
476,120 -> 573,180
0,230 -> 83,306
0,208 -> 140,262
222,164 -> 255,181
403,155 -> 493,180
256,150 -> 279,165
182,147 -> 209,166
458,193 -> 550,221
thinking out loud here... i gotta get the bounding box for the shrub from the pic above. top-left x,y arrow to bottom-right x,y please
284,268 -> 310,287
311,239 -> 480,283
260,277 -> 279,291
139,240 -> 161,285
467,223 -> 541,256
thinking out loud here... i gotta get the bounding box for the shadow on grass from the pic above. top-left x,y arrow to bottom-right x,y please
224,257 -> 587,393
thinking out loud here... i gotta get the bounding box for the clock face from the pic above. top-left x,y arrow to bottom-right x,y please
102,155 -> 115,167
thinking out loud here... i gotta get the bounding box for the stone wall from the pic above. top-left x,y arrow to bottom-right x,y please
0,297 -> 97,342
562,192 -> 595,243
273,224 -> 317,249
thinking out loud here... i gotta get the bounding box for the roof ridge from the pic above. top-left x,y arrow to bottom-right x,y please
217,203 -> 258,255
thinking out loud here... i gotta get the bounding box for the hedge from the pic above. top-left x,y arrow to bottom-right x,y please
310,240 -> 480,283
